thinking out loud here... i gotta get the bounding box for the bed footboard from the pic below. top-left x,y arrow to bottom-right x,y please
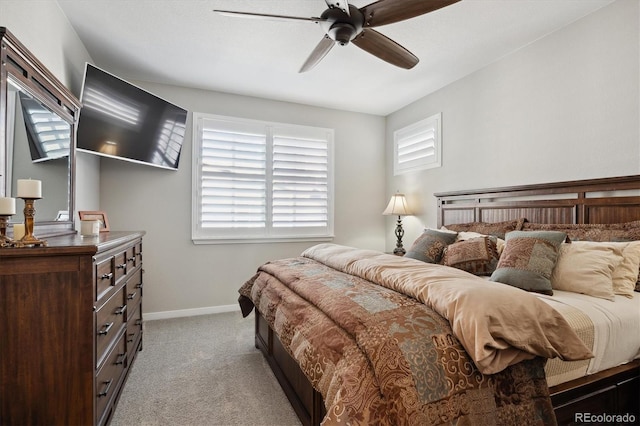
255,312 -> 325,426
549,361 -> 640,425
255,310 -> 639,426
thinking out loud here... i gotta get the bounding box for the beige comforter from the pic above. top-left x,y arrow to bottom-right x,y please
302,244 -> 593,374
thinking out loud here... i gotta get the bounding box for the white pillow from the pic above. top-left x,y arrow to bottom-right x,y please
611,241 -> 640,298
551,242 -> 624,301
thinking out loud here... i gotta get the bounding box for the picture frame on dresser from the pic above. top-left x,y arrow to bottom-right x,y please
79,210 -> 110,232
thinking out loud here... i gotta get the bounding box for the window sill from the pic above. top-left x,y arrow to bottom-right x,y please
192,235 -> 334,245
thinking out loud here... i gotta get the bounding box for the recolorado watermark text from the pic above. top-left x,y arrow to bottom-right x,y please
575,412 -> 637,424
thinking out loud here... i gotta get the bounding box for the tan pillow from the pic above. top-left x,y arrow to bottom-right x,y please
551,242 -> 624,301
611,241 -> 640,298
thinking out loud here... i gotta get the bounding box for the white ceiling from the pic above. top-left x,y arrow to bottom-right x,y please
57,0 -> 614,116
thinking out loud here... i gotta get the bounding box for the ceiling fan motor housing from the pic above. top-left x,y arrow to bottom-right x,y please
321,5 -> 364,46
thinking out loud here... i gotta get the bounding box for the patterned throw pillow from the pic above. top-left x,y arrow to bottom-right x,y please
522,221 -> 640,242
489,231 -> 567,295
442,237 -> 500,276
444,218 -> 526,240
405,229 -> 457,264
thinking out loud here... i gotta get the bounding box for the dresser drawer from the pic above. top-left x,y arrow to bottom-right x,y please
113,250 -> 128,285
134,242 -> 143,266
125,269 -> 142,318
95,289 -> 126,368
96,333 -> 127,426
125,245 -> 136,271
95,257 -> 115,302
126,304 -> 143,360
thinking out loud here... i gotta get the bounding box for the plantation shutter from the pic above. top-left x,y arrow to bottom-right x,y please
193,114 -> 334,242
394,113 -> 441,175
272,127 -> 329,231
199,118 -> 267,234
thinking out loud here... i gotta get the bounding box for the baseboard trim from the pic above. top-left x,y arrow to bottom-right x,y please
144,304 -> 240,321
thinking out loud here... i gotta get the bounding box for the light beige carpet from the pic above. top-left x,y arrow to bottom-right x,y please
110,311 -> 302,426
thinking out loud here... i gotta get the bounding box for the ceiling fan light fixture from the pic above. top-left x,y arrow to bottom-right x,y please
328,22 -> 357,45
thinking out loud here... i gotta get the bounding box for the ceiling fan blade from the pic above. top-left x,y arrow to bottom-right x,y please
352,29 -> 418,69
299,35 -> 335,73
213,10 -> 324,23
359,0 -> 460,27
324,0 -> 350,16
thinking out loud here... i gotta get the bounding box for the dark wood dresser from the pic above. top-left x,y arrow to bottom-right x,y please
0,231 -> 145,425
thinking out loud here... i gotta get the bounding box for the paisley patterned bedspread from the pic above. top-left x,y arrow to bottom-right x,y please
239,244 -> 590,425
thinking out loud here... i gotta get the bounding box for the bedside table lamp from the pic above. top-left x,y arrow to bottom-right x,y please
383,193 -> 412,255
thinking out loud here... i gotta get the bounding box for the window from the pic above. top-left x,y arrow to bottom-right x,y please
393,113 -> 441,175
192,113 -> 334,243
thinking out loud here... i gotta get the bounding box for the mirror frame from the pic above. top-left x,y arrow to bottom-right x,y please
1,27 -> 81,237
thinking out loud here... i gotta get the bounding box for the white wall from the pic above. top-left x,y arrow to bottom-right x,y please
385,0 -> 640,246
99,84 -> 386,316
1,0 -> 101,222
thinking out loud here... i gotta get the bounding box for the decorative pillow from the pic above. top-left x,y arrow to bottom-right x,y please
443,218 -> 527,240
611,241 -> 640,298
522,221 -> 640,242
456,231 -> 506,256
489,231 -> 567,295
442,237 -> 500,276
522,221 -> 640,294
551,242 -> 624,301
405,229 -> 458,264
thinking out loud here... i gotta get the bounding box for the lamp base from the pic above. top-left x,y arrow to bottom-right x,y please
392,247 -> 406,256
393,215 -> 406,256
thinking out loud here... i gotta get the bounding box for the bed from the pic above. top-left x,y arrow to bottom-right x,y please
239,175 -> 640,425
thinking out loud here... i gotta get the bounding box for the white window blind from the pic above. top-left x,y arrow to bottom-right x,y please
393,113 -> 441,175
192,114 -> 334,243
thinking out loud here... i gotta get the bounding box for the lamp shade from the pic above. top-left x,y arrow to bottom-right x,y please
382,193 -> 412,216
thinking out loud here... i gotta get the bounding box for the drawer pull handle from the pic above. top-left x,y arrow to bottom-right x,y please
115,305 -> 127,316
127,291 -> 137,300
98,322 -> 114,336
116,263 -> 126,270
135,319 -> 142,326
101,272 -> 113,280
128,257 -> 136,262
115,353 -> 126,365
135,283 -> 143,290
127,333 -> 135,343
97,379 -> 113,398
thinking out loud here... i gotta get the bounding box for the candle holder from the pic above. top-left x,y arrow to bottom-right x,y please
14,198 -> 47,247
0,215 -> 12,247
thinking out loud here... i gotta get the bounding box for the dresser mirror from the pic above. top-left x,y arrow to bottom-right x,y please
1,27 -> 81,236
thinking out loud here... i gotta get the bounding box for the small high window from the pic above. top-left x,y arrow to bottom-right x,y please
394,112 -> 442,175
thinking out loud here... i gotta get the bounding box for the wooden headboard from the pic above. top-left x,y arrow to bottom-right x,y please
435,175 -> 640,228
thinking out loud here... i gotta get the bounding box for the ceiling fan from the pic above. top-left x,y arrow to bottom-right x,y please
214,0 -> 461,72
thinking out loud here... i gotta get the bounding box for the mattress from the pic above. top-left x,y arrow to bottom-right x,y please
536,290 -> 640,387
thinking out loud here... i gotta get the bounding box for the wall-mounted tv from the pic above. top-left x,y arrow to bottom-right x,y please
76,64 -> 188,170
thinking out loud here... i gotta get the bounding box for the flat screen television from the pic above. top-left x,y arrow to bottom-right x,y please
76,63 -> 187,170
